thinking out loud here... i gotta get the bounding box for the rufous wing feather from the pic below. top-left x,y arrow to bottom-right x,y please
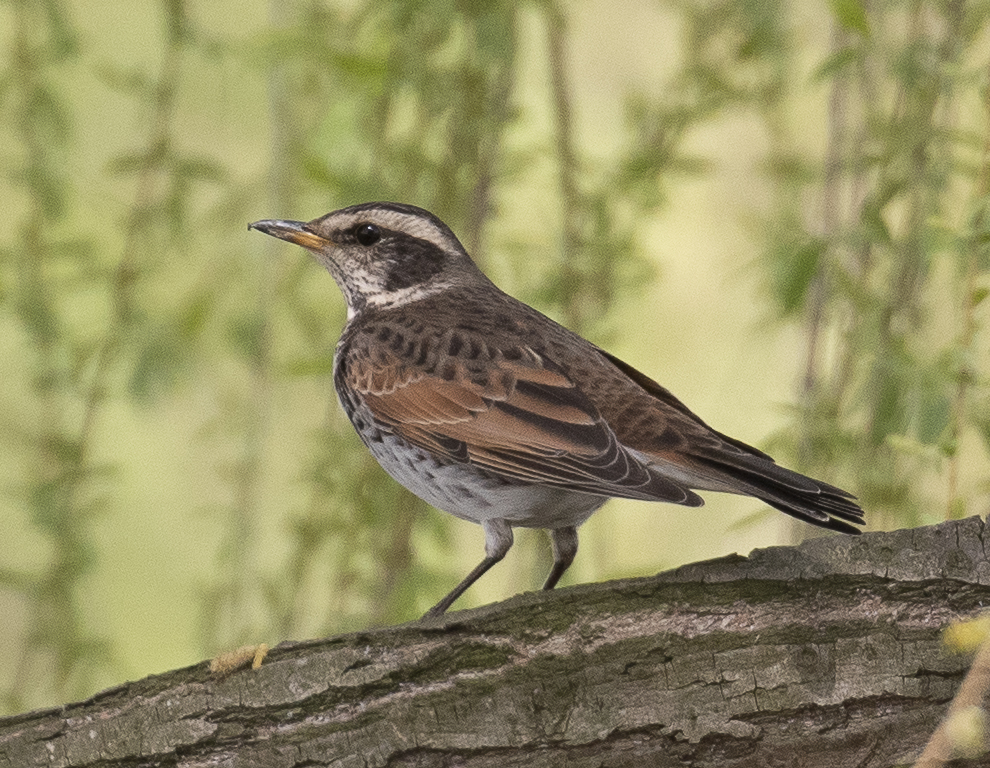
343,336 -> 702,506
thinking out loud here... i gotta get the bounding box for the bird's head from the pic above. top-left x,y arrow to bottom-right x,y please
249,202 -> 485,318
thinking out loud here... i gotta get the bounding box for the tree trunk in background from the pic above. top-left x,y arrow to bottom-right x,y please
2,518 -> 988,768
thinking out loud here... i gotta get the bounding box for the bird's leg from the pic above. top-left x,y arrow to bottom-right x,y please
542,526 -> 578,591
422,518 -> 513,618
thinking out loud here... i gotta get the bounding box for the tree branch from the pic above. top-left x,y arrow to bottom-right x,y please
3,518 -> 988,767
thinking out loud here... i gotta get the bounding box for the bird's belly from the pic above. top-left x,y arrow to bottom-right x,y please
364,430 -> 607,530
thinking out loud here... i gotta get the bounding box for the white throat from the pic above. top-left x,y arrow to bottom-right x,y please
347,280 -> 454,320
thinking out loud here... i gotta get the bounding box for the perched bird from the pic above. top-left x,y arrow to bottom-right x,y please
249,202 -> 864,618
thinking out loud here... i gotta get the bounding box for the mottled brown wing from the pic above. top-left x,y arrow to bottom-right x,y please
342,334 -> 701,505
596,350 -> 865,532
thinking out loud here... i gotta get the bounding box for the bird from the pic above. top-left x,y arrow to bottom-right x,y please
249,202 -> 864,618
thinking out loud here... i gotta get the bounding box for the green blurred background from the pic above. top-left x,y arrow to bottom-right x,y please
1,0 -> 988,715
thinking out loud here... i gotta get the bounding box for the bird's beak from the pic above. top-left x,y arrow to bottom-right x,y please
248,219 -> 331,250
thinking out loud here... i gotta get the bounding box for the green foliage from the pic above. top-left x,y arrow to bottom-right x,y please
829,0 -> 871,36
0,0 -> 110,714
757,0 -> 990,527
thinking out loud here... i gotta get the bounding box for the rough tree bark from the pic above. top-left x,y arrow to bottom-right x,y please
2,517 -> 990,768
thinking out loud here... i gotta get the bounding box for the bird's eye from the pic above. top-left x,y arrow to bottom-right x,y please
355,223 -> 381,246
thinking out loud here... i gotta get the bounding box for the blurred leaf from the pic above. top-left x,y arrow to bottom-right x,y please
178,292 -> 212,336
828,0 -> 870,36
972,405 -> 990,455
27,85 -> 72,143
94,62 -> 157,97
813,45 -> 862,81
15,282 -> 61,345
176,156 -> 227,183
226,314 -> 266,363
767,236 -> 824,316
917,395 -> 950,446
128,325 -> 192,401
106,147 -> 167,176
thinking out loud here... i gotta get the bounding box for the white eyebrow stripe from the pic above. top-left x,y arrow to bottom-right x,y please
324,210 -> 463,254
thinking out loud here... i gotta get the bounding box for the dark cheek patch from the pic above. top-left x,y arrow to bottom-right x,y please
382,234 -> 447,291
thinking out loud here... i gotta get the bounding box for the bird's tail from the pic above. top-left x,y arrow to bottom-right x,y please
694,439 -> 864,534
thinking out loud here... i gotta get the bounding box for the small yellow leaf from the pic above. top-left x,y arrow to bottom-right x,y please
946,705 -> 987,759
944,616 -> 990,653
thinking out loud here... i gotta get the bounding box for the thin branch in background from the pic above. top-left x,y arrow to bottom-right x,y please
536,1 -> 583,587
465,24 -> 516,261
200,0 -> 282,653
804,23 -> 847,407
2,0 -> 109,712
545,2 -> 584,334
242,0 -> 298,646
779,0 -> 985,531
367,488 -> 416,627
269,415 -> 342,640
945,55 -> 990,521
76,0 -> 184,504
